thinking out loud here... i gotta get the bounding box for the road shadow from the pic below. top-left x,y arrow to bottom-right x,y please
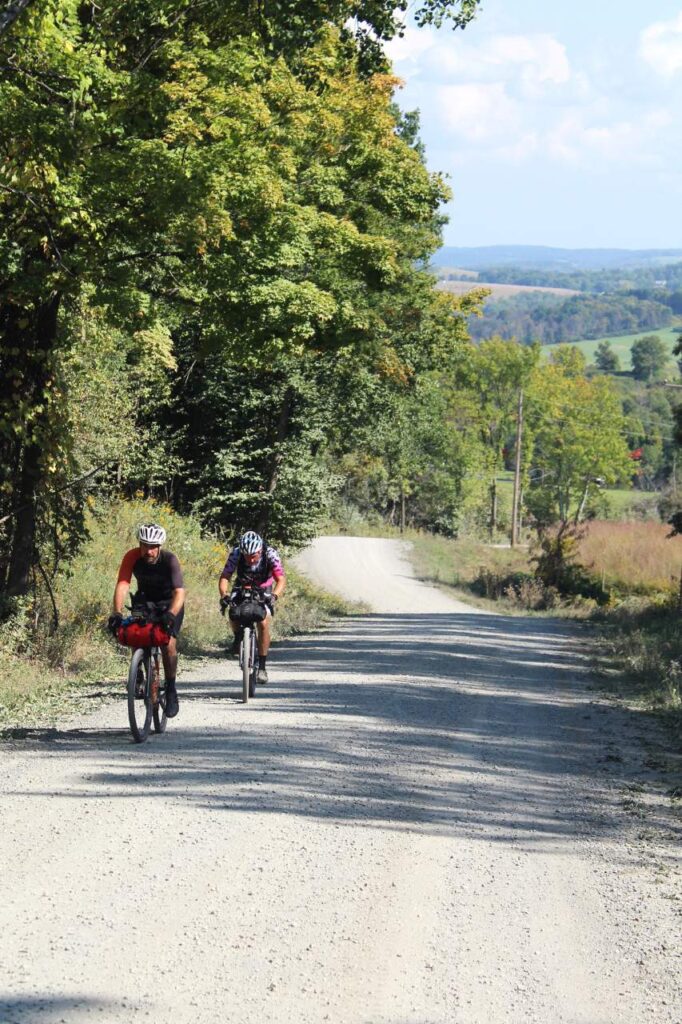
5,610 -> 677,851
0,995 -> 117,1023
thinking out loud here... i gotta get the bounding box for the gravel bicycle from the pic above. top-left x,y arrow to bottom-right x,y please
228,585 -> 269,703
118,612 -> 170,743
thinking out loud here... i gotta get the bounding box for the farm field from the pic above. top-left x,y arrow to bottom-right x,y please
495,475 -> 654,525
438,279 -> 579,298
541,325 -> 682,366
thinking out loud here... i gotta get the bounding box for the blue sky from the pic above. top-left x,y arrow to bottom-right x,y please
385,1 -> 682,249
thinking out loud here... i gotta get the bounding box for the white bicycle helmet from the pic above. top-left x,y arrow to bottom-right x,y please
137,523 -> 167,545
240,530 -> 263,554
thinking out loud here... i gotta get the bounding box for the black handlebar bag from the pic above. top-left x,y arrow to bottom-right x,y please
230,599 -> 267,627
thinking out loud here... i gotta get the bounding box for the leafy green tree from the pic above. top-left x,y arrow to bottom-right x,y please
1,1 -> 479,590
630,335 -> 669,382
525,364 -> 631,526
453,337 -> 539,537
549,345 -> 587,377
594,340 -> 620,374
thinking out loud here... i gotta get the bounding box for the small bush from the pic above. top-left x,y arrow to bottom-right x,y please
533,525 -> 610,604
471,568 -> 559,610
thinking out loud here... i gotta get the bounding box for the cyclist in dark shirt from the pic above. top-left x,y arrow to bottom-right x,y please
108,523 -> 186,717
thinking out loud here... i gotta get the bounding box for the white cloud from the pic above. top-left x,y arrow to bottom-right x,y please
388,28 -> 571,96
546,108 -> 673,165
640,12 -> 682,77
437,82 -> 520,142
384,26 -> 437,66
389,19 -> 681,176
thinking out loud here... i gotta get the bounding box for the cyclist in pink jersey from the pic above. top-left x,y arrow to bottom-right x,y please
218,531 -> 285,684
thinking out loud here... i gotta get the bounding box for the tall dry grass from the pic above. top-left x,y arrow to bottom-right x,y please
577,520 -> 682,594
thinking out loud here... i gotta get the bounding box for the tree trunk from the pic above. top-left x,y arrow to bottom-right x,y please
575,478 -> 591,524
4,294 -> 61,596
489,477 -> 497,540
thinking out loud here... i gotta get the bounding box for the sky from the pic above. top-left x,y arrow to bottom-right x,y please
385,1 -> 682,249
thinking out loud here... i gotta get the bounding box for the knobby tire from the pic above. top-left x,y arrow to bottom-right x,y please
128,647 -> 153,743
248,630 -> 257,699
241,626 -> 251,703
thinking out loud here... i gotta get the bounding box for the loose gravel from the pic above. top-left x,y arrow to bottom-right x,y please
0,537 -> 679,1023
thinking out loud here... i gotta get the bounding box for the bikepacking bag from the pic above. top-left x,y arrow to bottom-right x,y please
117,621 -> 171,648
231,600 -> 267,626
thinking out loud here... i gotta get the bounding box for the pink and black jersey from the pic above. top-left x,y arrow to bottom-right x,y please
220,545 -> 284,590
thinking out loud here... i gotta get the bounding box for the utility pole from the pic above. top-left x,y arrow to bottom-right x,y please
511,388 -> 523,547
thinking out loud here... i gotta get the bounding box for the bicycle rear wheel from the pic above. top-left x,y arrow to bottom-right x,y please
241,626 -> 251,703
151,649 -> 167,733
128,648 -> 153,743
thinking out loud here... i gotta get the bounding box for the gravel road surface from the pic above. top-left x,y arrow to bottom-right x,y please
1,536 -> 679,1023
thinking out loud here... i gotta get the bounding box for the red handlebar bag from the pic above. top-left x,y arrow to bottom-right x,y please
117,622 -> 171,648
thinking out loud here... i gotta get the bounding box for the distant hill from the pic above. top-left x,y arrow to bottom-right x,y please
431,246 -> 682,271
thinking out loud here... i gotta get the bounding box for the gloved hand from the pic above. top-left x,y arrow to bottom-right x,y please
107,613 -> 123,636
161,610 -> 177,637
219,594 -> 231,616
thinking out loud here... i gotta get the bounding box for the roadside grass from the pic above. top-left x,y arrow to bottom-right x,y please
593,597 -> 682,730
0,499 -> 359,730
576,520 -> 682,596
407,532 -> 529,592
540,325 -> 682,366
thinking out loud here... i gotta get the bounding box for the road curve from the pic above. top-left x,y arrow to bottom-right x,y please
0,536 -> 679,1024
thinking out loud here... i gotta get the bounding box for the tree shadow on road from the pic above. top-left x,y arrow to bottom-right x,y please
0,995 -> 117,1023
4,612 -> 679,851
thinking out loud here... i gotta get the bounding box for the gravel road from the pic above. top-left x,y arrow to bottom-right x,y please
1,536 -> 680,1023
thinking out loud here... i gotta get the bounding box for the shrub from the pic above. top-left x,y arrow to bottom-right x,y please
471,568 -> 559,610
533,525 -> 610,604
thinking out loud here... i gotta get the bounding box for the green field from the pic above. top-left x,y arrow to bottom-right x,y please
541,325 -> 682,368
496,474 -> 658,522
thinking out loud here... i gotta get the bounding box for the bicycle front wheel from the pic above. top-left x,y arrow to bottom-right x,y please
151,650 -> 167,733
128,648 -> 153,743
248,629 -> 257,699
241,626 -> 251,703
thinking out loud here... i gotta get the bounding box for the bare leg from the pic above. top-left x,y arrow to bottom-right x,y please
161,637 -> 178,681
257,613 -> 271,656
